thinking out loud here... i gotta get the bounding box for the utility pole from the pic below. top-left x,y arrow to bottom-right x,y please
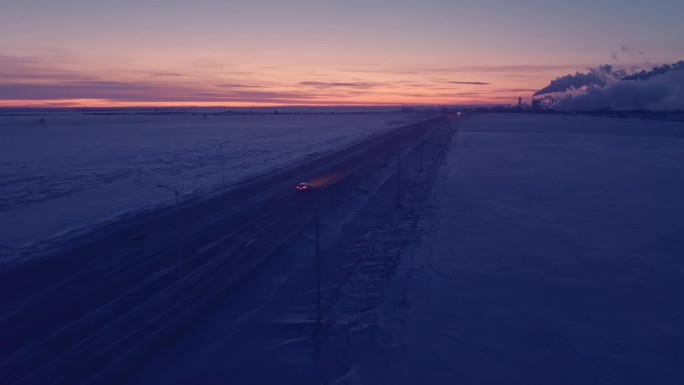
315,215 -> 321,333
219,140 -> 231,188
314,214 -> 324,384
396,154 -> 401,207
419,145 -> 423,172
157,184 -> 183,284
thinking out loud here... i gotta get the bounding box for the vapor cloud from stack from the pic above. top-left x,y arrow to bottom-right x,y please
533,65 -> 618,96
536,60 -> 684,111
620,61 -> 684,81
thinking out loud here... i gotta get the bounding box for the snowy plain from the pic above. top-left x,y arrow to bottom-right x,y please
354,113 -> 684,384
3,111 -> 684,384
0,109 -> 426,263
125,113 -> 684,384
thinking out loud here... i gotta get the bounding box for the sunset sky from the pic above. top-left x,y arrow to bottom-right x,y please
2,0 -> 683,107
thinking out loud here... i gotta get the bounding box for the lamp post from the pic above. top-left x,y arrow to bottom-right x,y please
157,184 -> 183,284
219,140 -> 231,188
418,142 -> 423,172
314,213 -> 324,385
315,215 -> 321,333
396,154 -> 401,207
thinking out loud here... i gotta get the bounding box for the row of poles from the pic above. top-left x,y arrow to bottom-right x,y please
153,120 -> 451,382
313,119 -> 453,383
156,118 -> 448,287
155,140 -> 232,285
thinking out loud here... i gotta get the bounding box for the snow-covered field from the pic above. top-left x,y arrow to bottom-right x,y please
0,110 -> 426,263
124,113 -> 684,384
5,111 -> 684,384
359,114 -> 684,384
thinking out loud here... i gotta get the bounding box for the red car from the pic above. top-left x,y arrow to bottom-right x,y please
296,182 -> 312,191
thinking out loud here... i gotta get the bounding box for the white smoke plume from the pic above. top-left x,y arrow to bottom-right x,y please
620,61 -> 684,81
534,65 -> 616,96
536,60 -> 684,111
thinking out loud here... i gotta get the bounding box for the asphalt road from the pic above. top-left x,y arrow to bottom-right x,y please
0,115 -> 447,384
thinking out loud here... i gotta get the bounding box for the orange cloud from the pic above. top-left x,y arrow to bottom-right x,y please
0,54 -> 565,107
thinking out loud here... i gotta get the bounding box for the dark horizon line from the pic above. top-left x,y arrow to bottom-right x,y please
0,103 -> 512,110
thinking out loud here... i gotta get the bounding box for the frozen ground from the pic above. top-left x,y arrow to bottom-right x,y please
0,110 -> 426,263
124,115 -> 455,385
0,113 -> 447,384
352,113 -> 684,384
4,112 -> 684,384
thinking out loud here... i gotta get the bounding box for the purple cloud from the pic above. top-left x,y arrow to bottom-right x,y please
446,81 -> 491,85
217,83 -> 266,89
299,81 -> 379,88
0,80 -> 327,103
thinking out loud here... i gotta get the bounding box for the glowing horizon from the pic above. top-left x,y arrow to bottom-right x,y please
0,53 -> 605,107
2,0 -> 683,107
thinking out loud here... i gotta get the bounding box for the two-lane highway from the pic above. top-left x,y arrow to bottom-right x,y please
0,115 -> 446,384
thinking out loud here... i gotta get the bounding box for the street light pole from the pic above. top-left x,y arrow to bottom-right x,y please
420,142 -> 425,172
396,154 -> 401,207
315,215 -> 321,333
157,184 -> 183,284
314,213 -> 323,385
219,140 -> 231,188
